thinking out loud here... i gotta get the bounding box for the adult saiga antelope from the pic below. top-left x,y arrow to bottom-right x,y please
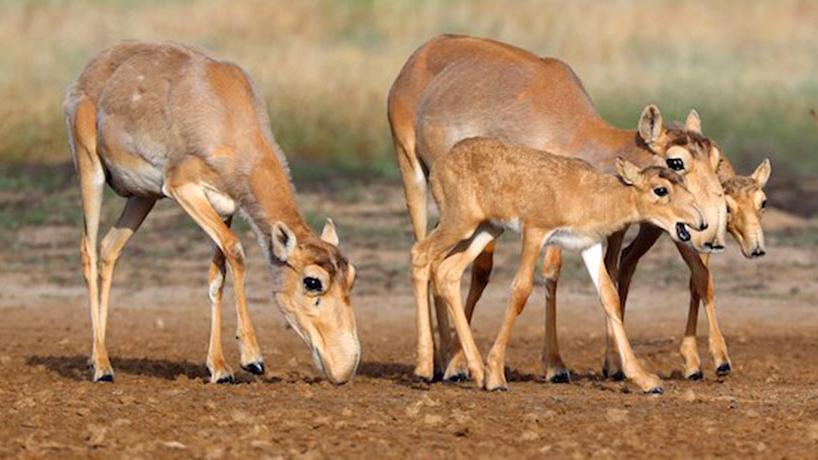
387,34 -> 727,384
65,42 -> 359,384
413,137 -> 706,392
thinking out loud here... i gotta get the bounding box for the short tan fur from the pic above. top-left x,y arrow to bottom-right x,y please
65,42 -> 360,384
412,137 -> 704,392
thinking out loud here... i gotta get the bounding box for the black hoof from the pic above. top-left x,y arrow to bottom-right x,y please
605,370 -> 625,381
716,363 -> 732,376
645,386 -> 664,395
489,386 -> 509,392
242,361 -> 265,375
444,373 -> 468,383
432,369 -> 445,382
94,374 -> 114,383
548,371 -> 571,384
687,370 -> 704,381
215,375 -> 235,384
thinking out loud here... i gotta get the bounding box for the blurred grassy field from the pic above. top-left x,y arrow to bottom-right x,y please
1,0 -> 817,179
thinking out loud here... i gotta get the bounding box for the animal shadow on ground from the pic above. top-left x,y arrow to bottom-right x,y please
26,355 -> 210,382
356,361 -> 420,387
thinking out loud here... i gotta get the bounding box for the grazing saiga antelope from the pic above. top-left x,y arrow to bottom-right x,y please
387,34 -> 726,383
65,42 -> 360,384
413,137 -> 706,392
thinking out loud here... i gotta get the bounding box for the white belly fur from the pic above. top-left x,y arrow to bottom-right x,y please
544,228 -> 600,251
104,160 -> 164,197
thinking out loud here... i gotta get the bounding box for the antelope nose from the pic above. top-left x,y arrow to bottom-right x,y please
751,248 -> 766,258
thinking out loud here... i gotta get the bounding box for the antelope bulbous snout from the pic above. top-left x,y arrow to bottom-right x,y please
312,333 -> 361,385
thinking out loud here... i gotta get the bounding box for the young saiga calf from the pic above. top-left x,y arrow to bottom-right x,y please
65,42 -> 359,384
411,138 -> 706,393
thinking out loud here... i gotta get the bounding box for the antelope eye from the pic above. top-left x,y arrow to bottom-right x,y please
303,277 -> 323,292
653,187 -> 668,197
666,158 -> 685,171
760,199 -> 767,209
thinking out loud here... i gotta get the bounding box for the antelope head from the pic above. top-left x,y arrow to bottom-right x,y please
269,219 -> 360,384
723,159 -> 771,258
616,158 -> 707,245
637,105 -> 727,253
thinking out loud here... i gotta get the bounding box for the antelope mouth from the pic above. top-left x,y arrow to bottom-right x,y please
675,223 -> 691,242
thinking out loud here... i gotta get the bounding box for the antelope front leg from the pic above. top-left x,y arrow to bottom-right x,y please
168,179 -> 264,376
485,229 -> 543,391
678,247 -> 732,377
698,255 -> 732,375
582,243 -> 662,394
206,221 -> 235,383
542,245 -> 570,383
610,225 -> 661,379
680,281 -> 703,380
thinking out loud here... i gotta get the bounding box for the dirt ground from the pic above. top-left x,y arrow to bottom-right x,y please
1,179 -> 817,459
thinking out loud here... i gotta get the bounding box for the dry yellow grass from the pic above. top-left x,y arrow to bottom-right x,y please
1,0 -> 816,175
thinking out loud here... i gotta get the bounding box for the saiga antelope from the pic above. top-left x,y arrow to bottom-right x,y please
65,42 -> 360,384
615,157 -> 771,380
413,137 -> 706,392
387,34 -> 726,384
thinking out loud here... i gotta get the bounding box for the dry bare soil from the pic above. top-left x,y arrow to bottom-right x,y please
1,179 -> 817,459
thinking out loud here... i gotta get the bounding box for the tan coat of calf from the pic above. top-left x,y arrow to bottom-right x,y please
387,34 -> 732,383
412,137 -> 704,392
65,42 -> 359,384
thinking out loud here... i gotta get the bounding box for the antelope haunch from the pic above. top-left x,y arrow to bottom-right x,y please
413,137 -> 705,392
387,34 -> 727,383
65,42 -> 360,384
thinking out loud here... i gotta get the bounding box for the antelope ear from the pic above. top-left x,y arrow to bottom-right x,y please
615,157 -> 642,186
685,109 -> 702,134
270,221 -> 297,262
751,158 -> 771,189
637,104 -> 664,147
346,263 -> 357,290
320,218 -> 339,246
708,145 -> 721,170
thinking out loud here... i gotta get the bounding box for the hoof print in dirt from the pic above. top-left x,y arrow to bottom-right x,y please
716,363 -> 732,376
242,362 -> 265,376
687,370 -> 704,381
